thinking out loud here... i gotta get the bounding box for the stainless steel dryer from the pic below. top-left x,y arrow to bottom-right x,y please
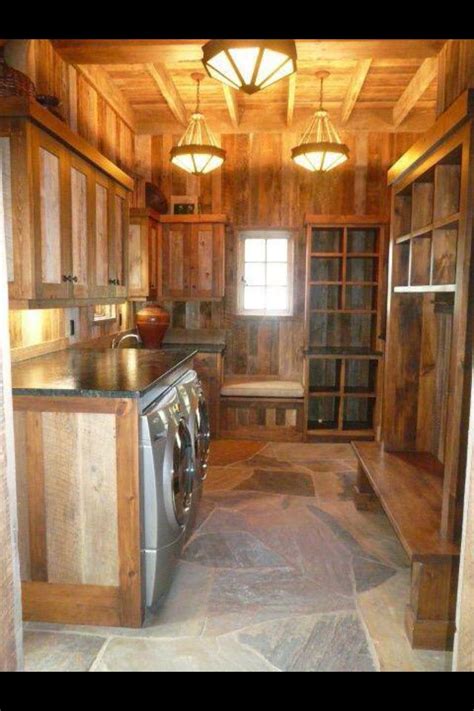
176,370 -> 211,533
139,386 -> 195,609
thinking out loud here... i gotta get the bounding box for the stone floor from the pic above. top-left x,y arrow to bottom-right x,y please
23,440 -> 453,672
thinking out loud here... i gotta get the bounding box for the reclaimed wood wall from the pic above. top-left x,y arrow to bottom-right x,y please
29,40 -> 135,174
140,131 -> 419,378
437,40 -> 474,115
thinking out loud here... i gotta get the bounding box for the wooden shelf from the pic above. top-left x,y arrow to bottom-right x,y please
395,212 -> 460,244
305,347 -> 382,357
353,442 -> 459,559
310,309 -> 377,314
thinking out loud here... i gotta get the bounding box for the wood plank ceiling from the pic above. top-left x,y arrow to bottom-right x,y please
53,40 -> 446,134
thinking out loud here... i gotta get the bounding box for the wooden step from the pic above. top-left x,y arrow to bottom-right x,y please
352,441 -> 459,561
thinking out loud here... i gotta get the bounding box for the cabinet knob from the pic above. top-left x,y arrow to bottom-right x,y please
62,274 -> 72,282
72,276 -> 78,283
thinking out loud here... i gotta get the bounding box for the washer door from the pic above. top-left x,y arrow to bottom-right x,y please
196,394 -> 211,481
171,418 -> 195,525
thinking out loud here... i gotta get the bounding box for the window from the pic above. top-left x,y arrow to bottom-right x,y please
237,230 -> 293,316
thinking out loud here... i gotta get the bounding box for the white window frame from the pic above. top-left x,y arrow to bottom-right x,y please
236,230 -> 294,317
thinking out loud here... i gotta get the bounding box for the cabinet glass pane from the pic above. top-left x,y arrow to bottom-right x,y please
310,284 -> 341,310
40,147 -> 61,284
347,229 -> 377,253
346,257 -> 377,282
71,167 -> 88,286
309,359 -> 341,393
95,183 -> 109,286
344,359 -> 378,393
345,285 -> 376,310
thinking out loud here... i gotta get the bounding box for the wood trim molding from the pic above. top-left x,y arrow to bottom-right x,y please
0,97 -> 134,190
304,213 -> 388,225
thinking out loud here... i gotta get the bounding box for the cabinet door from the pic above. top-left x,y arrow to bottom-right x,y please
110,185 -> 128,297
160,223 -> 190,298
191,223 -> 224,299
128,218 -> 148,299
91,172 -> 112,298
148,220 -> 159,300
69,154 -> 94,299
32,128 -> 71,299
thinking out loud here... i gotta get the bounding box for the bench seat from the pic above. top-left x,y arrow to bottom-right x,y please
221,379 -> 304,399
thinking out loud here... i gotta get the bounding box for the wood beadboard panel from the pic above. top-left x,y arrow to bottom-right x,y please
437,40 -> 474,116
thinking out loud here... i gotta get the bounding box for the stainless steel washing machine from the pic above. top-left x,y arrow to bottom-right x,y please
176,370 -> 211,533
139,386 -> 195,609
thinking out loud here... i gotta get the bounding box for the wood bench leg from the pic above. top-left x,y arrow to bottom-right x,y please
405,557 -> 459,650
353,463 -> 379,510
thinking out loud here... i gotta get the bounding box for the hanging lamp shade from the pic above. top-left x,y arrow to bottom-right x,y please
291,71 -> 349,172
202,39 -> 297,95
170,73 -> 226,175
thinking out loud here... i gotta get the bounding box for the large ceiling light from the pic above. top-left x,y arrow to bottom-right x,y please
170,72 -> 226,175
291,71 -> 349,172
202,39 -> 297,95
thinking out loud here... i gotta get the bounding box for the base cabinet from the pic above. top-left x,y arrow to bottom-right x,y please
14,395 -> 142,627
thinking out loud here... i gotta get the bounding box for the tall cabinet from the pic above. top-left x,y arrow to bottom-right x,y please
303,215 -> 387,442
352,90 -> 474,651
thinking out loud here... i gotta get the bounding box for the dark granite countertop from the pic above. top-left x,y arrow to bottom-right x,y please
162,328 -> 226,354
11,348 -> 196,399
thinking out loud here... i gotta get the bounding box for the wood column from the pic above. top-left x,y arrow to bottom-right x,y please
0,145 -> 23,671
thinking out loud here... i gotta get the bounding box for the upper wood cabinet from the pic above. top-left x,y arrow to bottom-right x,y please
159,215 -> 227,300
128,208 -> 160,300
0,97 -> 133,307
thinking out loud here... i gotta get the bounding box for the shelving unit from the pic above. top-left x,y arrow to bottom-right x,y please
303,216 -> 386,441
352,90 -> 474,651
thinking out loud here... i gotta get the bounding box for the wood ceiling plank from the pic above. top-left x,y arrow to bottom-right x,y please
75,65 -> 136,130
287,73 -> 297,127
52,39 -> 446,64
222,85 -> 239,128
145,63 -> 187,126
340,59 -> 372,123
393,57 -> 439,127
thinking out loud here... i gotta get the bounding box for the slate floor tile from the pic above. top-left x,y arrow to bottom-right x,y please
24,631 -> 106,672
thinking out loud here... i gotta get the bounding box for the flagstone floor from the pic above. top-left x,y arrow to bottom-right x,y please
23,440 -> 453,672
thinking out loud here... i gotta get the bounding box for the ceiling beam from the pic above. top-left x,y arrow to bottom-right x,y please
287,74 -> 297,127
145,63 -> 187,126
393,57 -> 438,127
51,39 -> 446,65
75,64 -> 136,130
340,59 -> 371,124
222,85 -> 239,128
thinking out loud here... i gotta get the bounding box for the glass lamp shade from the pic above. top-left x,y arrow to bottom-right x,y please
291,109 -> 350,173
170,110 -> 226,175
170,144 -> 226,175
291,142 -> 349,172
202,39 -> 297,94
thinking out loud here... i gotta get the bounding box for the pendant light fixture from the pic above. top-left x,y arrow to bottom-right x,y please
202,39 -> 297,95
291,71 -> 349,172
170,72 -> 226,175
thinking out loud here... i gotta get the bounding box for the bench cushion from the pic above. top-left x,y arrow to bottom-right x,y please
221,380 -> 304,399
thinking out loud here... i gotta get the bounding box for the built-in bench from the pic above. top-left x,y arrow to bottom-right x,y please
220,376 -> 304,441
352,441 -> 460,651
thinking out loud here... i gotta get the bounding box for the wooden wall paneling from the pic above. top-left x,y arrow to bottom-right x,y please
437,40 -> 474,116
